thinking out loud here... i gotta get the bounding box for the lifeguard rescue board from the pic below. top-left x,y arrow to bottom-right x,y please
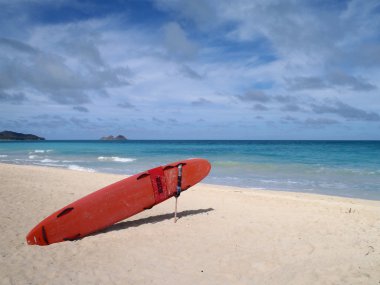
26,158 -> 211,246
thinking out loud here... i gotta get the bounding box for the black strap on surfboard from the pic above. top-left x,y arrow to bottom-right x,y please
175,164 -> 183,198
174,164 -> 183,223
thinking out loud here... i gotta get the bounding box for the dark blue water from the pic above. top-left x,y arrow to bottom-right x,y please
0,140 -> 379,200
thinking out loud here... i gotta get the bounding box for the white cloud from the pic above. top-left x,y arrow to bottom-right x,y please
0,18 -> 132,105
154,0 -> 219,30
162,22 -> 198,59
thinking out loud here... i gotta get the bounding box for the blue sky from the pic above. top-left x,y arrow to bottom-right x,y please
0,0 -> 379,139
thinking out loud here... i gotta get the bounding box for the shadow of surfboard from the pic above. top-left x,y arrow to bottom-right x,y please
89,208 -> 214,238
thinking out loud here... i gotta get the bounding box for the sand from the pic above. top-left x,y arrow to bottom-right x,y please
0,163 -> 379,285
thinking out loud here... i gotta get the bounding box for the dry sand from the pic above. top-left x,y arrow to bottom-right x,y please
1,163 -> 379,285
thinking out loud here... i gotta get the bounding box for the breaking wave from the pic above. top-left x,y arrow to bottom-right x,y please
97,156 -> 136,163
67,165 -> 96,172
31,149 -> 53,154
40,159 -> 59,163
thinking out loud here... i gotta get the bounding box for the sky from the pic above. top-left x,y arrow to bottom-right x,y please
0,0 -> 380,140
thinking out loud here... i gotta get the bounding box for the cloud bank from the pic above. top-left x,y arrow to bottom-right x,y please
0,0 -> 379,139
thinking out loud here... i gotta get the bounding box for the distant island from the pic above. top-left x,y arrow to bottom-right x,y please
100,135 -> 128,141
0,131 -> 45,141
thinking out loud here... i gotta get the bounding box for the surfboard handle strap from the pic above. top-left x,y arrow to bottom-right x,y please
175,164 -> 183,198
174,164 -> 183,223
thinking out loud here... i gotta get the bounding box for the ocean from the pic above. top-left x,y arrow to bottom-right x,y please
0,140 -> 379,200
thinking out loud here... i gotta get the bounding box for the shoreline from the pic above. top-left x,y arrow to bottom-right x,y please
2,162 -> 380,203
1,140 -> 379,201
1,163 -> 380,284
1,161 -> 378,201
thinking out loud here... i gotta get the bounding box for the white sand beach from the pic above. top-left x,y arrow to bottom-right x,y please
1,163 -> 379,285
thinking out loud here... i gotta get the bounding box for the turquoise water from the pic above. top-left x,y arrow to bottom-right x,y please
0,140 -> 379,200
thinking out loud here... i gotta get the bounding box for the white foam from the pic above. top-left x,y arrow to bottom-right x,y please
32,149 -> 53,153
28,155 -> 38,159
68,165 -> 96,172
40,159 -> 59,163
0,155 -> 8,158
97,156 -> 136,163
33,162 -> 64,168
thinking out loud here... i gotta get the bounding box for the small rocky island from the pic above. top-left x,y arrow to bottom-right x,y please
100,135 -> 128,141
0,130 -> 45,141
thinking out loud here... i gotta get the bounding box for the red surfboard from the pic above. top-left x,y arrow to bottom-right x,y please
26,158 -> 211,246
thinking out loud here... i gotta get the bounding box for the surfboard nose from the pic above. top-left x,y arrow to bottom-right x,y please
185,158 -> 211,184
200,158 -> 211,177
